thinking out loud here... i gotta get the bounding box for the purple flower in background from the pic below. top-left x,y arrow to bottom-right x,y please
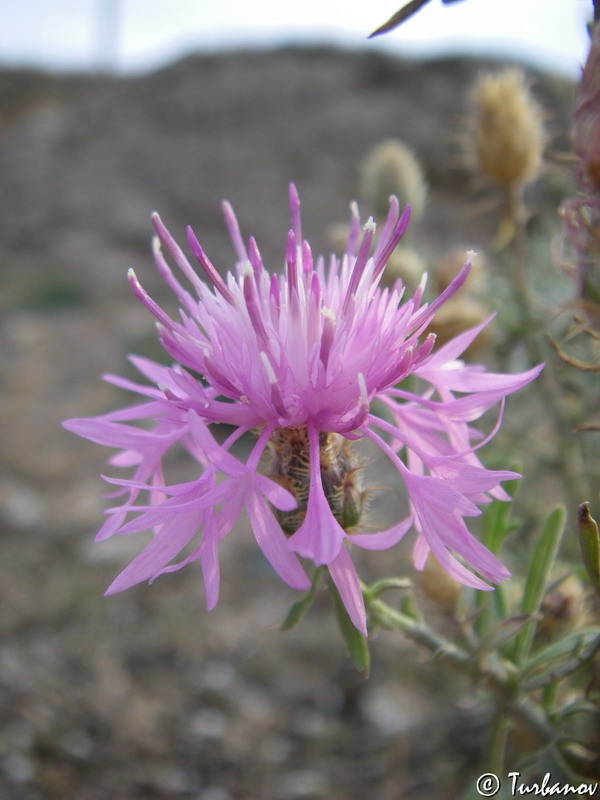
64,185 -> 542,634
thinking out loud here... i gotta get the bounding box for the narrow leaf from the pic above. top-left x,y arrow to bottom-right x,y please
513,506 -> 566,665
328,578 -> 370,677
476,614 -> 532,656
368,0 -> 432,38
362,577 -> 412,602
279,568 -> 322,632
522,630 -> 600,690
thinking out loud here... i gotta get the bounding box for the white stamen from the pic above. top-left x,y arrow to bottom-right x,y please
321,306 -> 336,321
364,216 -> 376,233
260,351 -> 277,384
152,236 -> 161,255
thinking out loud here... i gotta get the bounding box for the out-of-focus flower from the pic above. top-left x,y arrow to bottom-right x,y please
64,185 -> 542,634
469,67 -> 544,194
467,67 -> 545,249
361,139 -> 428,223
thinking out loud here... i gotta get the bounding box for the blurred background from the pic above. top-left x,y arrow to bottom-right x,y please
0,2 -> 596,799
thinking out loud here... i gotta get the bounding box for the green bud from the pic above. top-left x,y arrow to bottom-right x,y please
577,502 -> 600,595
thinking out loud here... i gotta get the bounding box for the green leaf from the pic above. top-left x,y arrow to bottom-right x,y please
327,578 -> 370,678
474,493 -> 518,638
279,567 -> 322,632
513,506 -> 566,665
522,629 -> 600,688
476,614 -> 532,656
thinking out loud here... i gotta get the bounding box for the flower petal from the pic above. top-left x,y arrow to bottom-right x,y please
245,492 -> 310,590
350,515 -> 413,550
328,547 -> 367,636
104,510 -> 200,595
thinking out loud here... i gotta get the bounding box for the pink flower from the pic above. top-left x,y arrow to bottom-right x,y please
64,185 -> 542,634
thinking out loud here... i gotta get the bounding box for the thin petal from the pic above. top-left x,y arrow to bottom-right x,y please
253,474 -> 297,512
246,492 -> 310,590
328,547 -> 367,636
350,515 -> 413,550
104,511 -> 199,594
200,513 -> 221,610
287,425 -> 346,565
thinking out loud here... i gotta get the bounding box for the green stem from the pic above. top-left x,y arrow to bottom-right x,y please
487,712 -> 511,775
368,597 -> 557,748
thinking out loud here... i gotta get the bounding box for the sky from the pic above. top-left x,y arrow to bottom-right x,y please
0,0 -> 593,77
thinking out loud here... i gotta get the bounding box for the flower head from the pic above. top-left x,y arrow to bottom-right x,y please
64,185 -> 542,634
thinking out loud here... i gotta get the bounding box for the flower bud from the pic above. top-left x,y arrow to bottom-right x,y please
577,502 -> 600,595
265,427 -> 365,534
469,68 -> 544,191
420,554 -> 462,612
361,139 -> 428,222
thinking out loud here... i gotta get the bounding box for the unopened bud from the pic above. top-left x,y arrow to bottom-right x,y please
264,427 -> 365,534
361,139 -> 428,222
577,502 -> 600,595
469,68 -> 544,191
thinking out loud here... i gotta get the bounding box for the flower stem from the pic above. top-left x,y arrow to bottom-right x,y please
368,596 -> 557,747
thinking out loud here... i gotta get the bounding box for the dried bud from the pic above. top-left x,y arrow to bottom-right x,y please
538,575 -> 587,639
361,139 -> 428,221
469,68 -> 544,191
420,554 -> 462,612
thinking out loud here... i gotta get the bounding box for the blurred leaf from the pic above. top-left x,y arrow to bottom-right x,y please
522,629 -> 600,688
362,577 -> 412,602
474,494 -> 518,637
555,697 -> 600,722
400,591 -> 420,621
368,0 -> 466,38
279,567 -> 322,631
368,0 -> 433,38
513,506 -> 566,665
518,746 -> 592,788
481,501 -> 515,553
476,614 -> 532,656
328,578 -> 370,678
577,503 -> 600,595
